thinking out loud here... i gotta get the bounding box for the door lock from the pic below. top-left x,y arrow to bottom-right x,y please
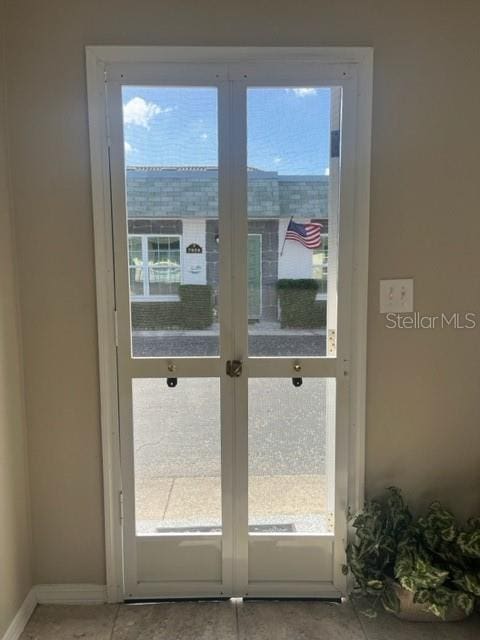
226,360 -> 242,377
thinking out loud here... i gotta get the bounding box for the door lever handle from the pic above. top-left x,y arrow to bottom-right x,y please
226,360 -> 242,377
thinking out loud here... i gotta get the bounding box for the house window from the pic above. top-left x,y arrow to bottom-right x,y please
128,235 -> 181,298
312,233 -> 328,297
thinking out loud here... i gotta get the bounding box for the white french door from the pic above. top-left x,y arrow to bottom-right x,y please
103,55 -> 364,600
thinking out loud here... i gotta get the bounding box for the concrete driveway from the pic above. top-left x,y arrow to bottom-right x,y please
132,377 -> 331,534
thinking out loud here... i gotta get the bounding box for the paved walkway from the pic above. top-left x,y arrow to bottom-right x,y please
135,474 -> 329,534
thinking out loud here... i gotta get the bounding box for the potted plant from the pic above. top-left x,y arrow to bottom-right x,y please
344,487 -> 480,621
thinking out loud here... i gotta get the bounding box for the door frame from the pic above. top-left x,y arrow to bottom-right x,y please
86,46 -> 373,603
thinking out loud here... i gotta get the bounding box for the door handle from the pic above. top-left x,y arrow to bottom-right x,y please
226,360 -> 242,377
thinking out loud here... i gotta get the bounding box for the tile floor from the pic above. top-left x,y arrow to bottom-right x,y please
19,600 -> 480,639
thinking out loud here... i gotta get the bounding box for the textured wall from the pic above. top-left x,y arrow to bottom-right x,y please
4,0 -> 480,586
0,0 -> 33,631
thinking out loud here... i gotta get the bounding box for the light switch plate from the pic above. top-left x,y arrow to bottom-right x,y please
379,279 -> 414,313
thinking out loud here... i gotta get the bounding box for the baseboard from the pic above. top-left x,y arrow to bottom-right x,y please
2,588 -> 37,640
35,584 -> 107,605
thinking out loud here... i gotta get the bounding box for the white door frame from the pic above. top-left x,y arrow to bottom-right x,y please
86,46 -> 373,603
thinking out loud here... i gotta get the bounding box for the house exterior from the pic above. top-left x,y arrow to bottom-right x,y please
127,166 -> 330,328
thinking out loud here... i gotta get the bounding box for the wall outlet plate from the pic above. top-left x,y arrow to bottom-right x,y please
379,279 -> 414,313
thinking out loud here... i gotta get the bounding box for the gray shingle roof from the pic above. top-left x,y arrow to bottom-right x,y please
126,166 -> 328,218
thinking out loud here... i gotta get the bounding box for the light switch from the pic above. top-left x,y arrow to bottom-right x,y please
379,279 -> 414,313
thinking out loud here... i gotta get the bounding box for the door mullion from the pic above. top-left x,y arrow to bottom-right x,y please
229,79 -> 249,595
218,79 -> 235,594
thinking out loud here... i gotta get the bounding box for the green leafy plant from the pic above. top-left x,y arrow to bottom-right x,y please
344,487 -> 480,619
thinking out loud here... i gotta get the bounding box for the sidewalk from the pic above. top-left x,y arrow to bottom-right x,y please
135,473 -> 329,534
132,326 -> 327,357
133,322 -> 326,338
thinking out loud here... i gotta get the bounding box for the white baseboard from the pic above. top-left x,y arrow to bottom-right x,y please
1,584 -> 109,639
2,588 -> 37,640
35,584 -> 108,605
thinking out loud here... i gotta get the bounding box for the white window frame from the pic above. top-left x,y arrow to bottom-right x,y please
86,46 -> 372,602
128,233 -> 182,301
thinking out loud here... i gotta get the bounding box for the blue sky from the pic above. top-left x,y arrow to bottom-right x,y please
122,86 -> 331,175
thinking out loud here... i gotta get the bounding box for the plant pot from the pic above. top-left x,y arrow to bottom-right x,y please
390,581 -> 470,622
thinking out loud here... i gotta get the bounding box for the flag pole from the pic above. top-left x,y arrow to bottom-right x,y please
280,216 -> 293,256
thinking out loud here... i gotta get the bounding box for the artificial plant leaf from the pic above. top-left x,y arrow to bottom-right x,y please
426,603 -> 448,619
412,588 -> 449,619
453,572 -> 480,597
455,591 -> 475,616
429,502 -> 457,537
381,583 -> 400,614
399,576 -> 416,592
422,526 -> 440,551
431,586 -> 456,606
440,523 -> 457,543
400,556 -> 448,590
366,579 -> 384,590
466,516 -> 480,531
394,548 -> 413,579
457,530 -> 480,558
412,589 -> 430,604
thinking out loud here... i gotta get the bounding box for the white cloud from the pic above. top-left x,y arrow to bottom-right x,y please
324,167 -> 330,176
289,87 -> 317,97
200,133 -> 208,140
124,141 -> 133,154
123,97 -> 171,128
273,156 -> 282,164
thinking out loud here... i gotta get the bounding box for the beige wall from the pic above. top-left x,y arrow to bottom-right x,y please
4,0 -> 480,585
0,0 -> 33,632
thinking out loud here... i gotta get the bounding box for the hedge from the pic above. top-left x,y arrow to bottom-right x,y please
179,285 -> 213,329
276,278 -> 326,328
131,284 -> 213,330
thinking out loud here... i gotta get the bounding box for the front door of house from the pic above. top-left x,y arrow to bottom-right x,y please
106,58 -> 357,599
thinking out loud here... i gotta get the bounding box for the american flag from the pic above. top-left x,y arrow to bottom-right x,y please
284,219 -> 323,249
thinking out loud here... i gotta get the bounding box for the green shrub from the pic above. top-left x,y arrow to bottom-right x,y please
311,300 -> 327,327
131,301 -> 181,329
131,285 -> 213,330
179,285 -> 213,329
276,279 -> 324,328
277,278 -> 320,291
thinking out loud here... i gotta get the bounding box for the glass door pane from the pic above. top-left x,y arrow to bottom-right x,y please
112,79 -> 231,598
248,378 -> 335,534
122,86 -> 220,357
246,87 -> 340,357
133,378 -> 222,535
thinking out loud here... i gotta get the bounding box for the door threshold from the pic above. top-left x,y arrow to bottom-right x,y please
123,596 -> 342,604
123,597 -> 231,604
242,596 -> 342,602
